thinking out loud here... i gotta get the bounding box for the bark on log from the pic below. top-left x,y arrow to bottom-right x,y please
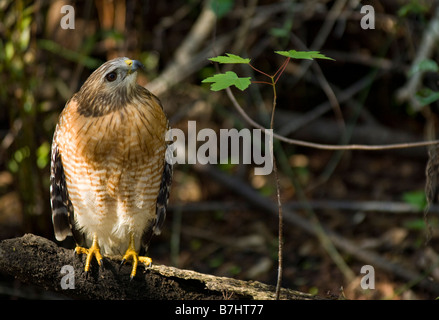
0,234 -> 321,300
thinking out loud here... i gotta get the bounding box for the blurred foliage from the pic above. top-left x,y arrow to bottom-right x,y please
0,0 -> 47,234
397,0 -> 429,18
210,0 -> 234,18
37,38 -> 103,69
402,190 -> 427,211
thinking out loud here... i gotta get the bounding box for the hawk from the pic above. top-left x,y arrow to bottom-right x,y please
50,57 -> 172,279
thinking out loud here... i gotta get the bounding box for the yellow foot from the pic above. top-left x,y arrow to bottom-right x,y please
75,234 -> 103,273
120,234 -> 152,279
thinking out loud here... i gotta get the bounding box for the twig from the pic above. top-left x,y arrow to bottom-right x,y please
248,47 -> 286,300
268,84 -> 281,298
273,159 -> 283,300
275,109 -> 429,158
293,0 -> 349,83
277,74 -> 374,136
224,86 -> 439,151
284,200 -> 439,215
169,200 -> 439,215
290,33 -> 345,131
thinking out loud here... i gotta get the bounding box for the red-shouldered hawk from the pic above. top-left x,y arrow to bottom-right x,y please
50,57 -> 172,279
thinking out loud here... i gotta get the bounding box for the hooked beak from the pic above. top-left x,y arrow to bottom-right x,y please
125,59 -> 145,74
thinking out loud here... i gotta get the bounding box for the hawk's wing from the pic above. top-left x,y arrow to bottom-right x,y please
50,136 -> 85,245
141,149 -> 173,252
154,159 -> 173,234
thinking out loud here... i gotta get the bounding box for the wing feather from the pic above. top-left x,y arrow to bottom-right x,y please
141,148 -> 173,250
50,135 -> 85,245
50,139 -> 73,241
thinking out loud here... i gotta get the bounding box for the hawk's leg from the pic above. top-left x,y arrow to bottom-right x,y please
120,233 -> 152,279
75,233 -> 103,273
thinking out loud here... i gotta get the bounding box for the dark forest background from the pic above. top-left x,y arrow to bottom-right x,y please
1,0 -> 439,299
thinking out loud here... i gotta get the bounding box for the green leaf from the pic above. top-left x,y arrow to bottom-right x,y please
402,190 -> 427,211
403,218 -> 427,231
36,141 -> 51,169
210,0 -> 234,18
270,27 -> 290,39
275,50 -> 335,61
202,71 -> 251,91
415,88 -> 439,107
208,53 -> 251,64
409,59 -> 439,77
398,1 -> 428,17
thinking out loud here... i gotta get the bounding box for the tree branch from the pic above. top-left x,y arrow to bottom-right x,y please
0,234 -> 320,300
224,86 -> 439,151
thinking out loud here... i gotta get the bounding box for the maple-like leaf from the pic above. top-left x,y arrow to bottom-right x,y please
275,50 -> 334,61
202,71 -> 251,91
208,53 -> 251,64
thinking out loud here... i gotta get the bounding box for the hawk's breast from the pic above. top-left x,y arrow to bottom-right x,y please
55,96 -> 168,254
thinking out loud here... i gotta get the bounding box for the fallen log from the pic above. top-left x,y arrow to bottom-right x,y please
0,233 -> 320,300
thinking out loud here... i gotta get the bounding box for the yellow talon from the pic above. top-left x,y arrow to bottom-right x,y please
121,234 -> 152,279
75,234 -> 103,273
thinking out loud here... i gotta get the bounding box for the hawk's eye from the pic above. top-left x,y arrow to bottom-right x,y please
105,72 -> 117,82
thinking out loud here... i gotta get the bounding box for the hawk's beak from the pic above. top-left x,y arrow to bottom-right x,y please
125,59 -> 145,74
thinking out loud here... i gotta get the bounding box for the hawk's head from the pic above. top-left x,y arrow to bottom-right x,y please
75,57 -> 146,117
